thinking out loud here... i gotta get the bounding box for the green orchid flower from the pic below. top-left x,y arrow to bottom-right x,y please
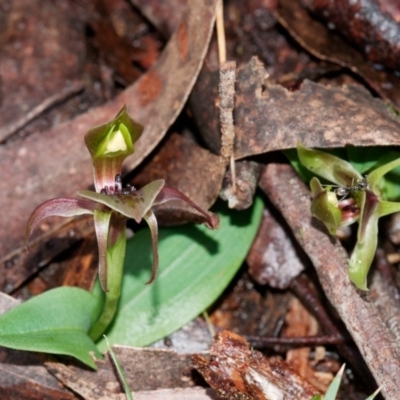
26,107 -> 219,340
297,143 -> 400,290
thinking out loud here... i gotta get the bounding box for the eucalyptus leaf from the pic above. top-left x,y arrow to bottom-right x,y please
0,287 -> 102,369
97,198 -> 264,350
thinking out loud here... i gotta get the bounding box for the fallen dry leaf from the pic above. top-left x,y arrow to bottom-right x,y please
275,0 -> 400,109
0,0 -> 85,143
302,0 -> 400,70
234,57 -> 400,160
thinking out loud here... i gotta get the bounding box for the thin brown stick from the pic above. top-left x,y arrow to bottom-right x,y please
245,334 -> 344,348
216,0 -> 236,191
259,163 -> 400,400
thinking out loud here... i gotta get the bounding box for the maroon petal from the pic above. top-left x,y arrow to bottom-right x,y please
143,210 -> 159,285
93,209 -> 112,292
155,186 -> 219,229
26,198 -> 97,248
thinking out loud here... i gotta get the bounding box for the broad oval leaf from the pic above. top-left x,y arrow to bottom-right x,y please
0,287 -> 103,369
97,198 -> 264,350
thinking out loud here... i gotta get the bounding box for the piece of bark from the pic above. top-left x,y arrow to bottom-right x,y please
46,345 -> 215,400
193,330 -> 320,400
219,61 -> 236,163
131,132 -> 225,226
220,160 -> 263,210
0,0 -> 218,267
302,0 -> 400,71
259,163 -> 400,399
131,388 -> 223,400
275,0 -> 400,110
234,57 -> 400,160
247,207 -> 305,288
370,268 -> 400,342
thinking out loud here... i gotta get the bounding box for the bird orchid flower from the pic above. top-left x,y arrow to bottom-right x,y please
26,107 -> 219,339
298,143 -> 400,290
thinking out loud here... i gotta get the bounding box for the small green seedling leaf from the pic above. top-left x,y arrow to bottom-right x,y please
365,387 -> 382,400
97,198 -> 264,350
104,335 -> 133,400
0,287 -> 102,369
311,364 -> 381,400
324,364 -> 345,400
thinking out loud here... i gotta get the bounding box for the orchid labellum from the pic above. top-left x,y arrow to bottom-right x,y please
26,107 -> 219,339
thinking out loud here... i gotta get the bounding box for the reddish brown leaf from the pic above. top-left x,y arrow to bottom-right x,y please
276,0 -> 400,109
302,0 -> 400,70
0,0 -> 85,142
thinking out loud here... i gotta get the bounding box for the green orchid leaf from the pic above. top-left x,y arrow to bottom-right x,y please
96,197 -> 264,350
78,180 -> 165,223
309,178 -> 342,235
84,106 -> 144,191
297,143 -> 361,186
283,148 -> 317,183
378,200 -> 400,217
26,198 -> 97,247
0,287 -> 102,369
349,194 -> 380,290
368,155 -> 400,191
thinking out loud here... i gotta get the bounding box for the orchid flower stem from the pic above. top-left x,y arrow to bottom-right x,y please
89,291 -> 120,341
89,215 -> 127,341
